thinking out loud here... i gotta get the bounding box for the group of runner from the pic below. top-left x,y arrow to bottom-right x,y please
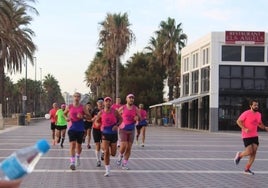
48,92 -> 148,176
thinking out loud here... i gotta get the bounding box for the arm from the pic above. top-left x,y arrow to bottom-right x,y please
63,106 -> 70,121
236,118 -> 248,133
83,105 -> 92,120
112,110 -> 122,131
258,122 -> 268,131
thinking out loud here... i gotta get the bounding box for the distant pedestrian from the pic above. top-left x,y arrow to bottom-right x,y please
234,99 -> 268,175
136,103 -> 148,147
91,98 -> 104,167
49,102 -> 58,145
55,104 -> 67,148
117,94 -> 141,170
64,92 -> 91,170
83,102 -> 93,149
95,97 -> 122,176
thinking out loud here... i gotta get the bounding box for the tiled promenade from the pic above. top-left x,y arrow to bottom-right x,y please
1,120 -> 268,188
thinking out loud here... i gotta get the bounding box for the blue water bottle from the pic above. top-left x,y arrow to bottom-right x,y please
0,139 -> 50,180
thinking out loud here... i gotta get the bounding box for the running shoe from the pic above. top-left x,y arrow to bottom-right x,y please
141,143 -> 145,147
122,163 -> 130,170
104,170 -> 110,177
60,143 -> 64,148
234,152 -> 241,165
101,152 -> 104,161
244,169 -> 254,175
116,156 -> 123,166
96,160 -> 101,167
75,156 -> 80,167
69,162 -> 76,171
136,141 -> 139,146
87,144 -> 91,149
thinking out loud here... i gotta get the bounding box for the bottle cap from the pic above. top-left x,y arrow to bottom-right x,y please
36,139 -> 50,154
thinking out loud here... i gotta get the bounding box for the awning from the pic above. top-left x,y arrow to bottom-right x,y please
168,93 -> 209,104
149,93 -> 209,108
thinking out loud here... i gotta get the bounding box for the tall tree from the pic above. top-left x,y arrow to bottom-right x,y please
0,0 -> 37,109
98,12 -> 135,100
43,74 -> 64,111
156,17 -> 187,100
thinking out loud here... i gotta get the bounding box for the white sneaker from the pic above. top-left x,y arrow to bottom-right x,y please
122,163 -> 130,170
75,156 -> 80,167
104,170 -> 110,177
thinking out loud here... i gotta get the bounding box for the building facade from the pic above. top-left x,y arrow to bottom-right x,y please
177,31 -> 268,132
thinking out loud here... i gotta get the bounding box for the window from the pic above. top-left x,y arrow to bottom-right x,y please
245,46 -> 264,62
219,65 -> 268,92
191,70 -> 199,94
182,74 -> 189,95
201,67 -> 210,92
202,48 -> 209,65
183,57 -> 189,72
192,53 -> 198,69
222,46 -> 241,61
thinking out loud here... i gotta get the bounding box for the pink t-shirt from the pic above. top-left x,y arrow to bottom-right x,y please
140,109 -> 147,121
101,109 -> 117,134
49,108 -> 58,123
238,109 -> 262,138
112,104 -> 122,110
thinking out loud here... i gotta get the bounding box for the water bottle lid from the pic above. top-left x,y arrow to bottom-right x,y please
36,139 -> 50,154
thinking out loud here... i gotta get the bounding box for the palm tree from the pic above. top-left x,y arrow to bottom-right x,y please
85,49 -> 110,98
98,12 -> 135,100
156,17 -> 187,100
0,0 -> 37,108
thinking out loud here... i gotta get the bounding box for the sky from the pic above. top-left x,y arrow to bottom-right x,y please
8,0 -> 268,94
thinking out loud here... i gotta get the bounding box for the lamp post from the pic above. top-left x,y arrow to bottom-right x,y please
22,57 -> 27,115
33,57 -> 36,117
39,67 -> 42,114
5,97 -> 8,118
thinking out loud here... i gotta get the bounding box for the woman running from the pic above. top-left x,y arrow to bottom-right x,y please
55,104 -> 67,148
136,103 -> 148,147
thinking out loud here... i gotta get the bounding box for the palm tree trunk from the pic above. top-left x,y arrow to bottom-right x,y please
0,59 -> 5,129
115,55 -> 120,99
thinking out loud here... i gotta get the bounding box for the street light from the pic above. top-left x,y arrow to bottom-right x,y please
5,97 -> 8,118
33,57 -> 37,117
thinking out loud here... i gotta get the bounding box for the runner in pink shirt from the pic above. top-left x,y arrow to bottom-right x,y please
234,99 -> 268,175
95,97 -> 122,176
49,102 -> 58,145
136,103 -> 148,147
116,94 -> 141,170
112,97 -> 122,148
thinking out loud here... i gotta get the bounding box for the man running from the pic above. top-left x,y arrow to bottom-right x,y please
64,92 -> 91,170
95,97 -> 122,176
92,98 -> 104,167
117,94 -> 141,170
136,103 -> 148,147
49,102 -> 58,145
83,102 -> 93,149
55,104 -> 67,148
112,97 -> 122,148
234,99 -> 268,175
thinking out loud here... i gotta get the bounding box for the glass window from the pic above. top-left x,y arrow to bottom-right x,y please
231,66 -> 241,77
231,79 -> 241,89
219,79 -> 229,89
245,46 -> 264,62
243,79 -> 254,89
255,80 -> 265,90
191,70 -> 199,94
219,66 -> 230,77
222,46 -> 241,61
243,67 -> 254,78
255,67 -> 266,78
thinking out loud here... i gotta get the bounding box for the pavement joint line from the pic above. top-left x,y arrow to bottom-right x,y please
33,169 -> 268,174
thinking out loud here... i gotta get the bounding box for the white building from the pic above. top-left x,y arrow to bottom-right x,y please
172,31 -> 268,132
